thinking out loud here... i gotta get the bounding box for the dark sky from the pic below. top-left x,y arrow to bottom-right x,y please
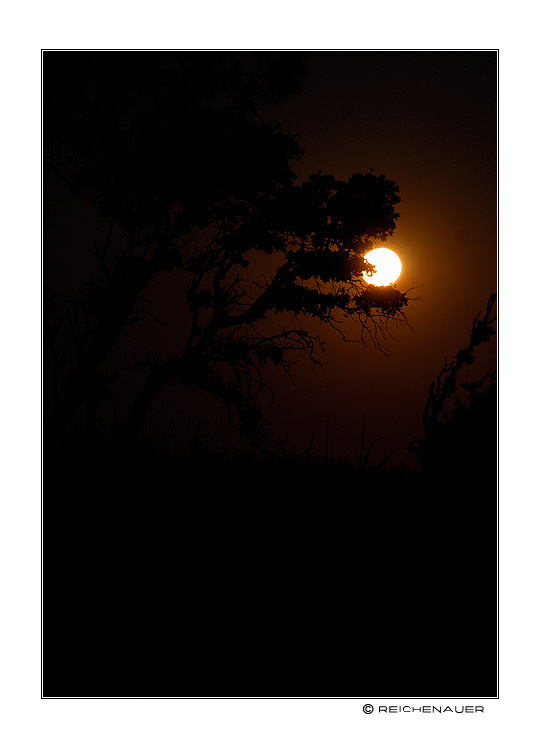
259,51 -> 497,465
44,51 -> 497,467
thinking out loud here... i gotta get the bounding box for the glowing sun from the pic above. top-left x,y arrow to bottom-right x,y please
363,247 -> 402,286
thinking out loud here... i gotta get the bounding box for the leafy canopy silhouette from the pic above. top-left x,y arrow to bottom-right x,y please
44,51 -> 411,450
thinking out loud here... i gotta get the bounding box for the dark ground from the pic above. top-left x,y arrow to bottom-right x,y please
43,440 -> 497,698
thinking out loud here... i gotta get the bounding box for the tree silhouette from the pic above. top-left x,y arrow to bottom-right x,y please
410,293 -> 497,480
44,51 -> 410,450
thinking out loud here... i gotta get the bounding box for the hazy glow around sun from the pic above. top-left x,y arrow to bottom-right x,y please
363,247 -> 402,286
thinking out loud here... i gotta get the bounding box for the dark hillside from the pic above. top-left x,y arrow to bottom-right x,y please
43,442 -> 496,697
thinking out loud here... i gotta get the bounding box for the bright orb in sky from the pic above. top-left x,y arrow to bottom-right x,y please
363,247 -> 402,286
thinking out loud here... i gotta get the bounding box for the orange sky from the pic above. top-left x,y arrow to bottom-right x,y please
256,52 -> 497,466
